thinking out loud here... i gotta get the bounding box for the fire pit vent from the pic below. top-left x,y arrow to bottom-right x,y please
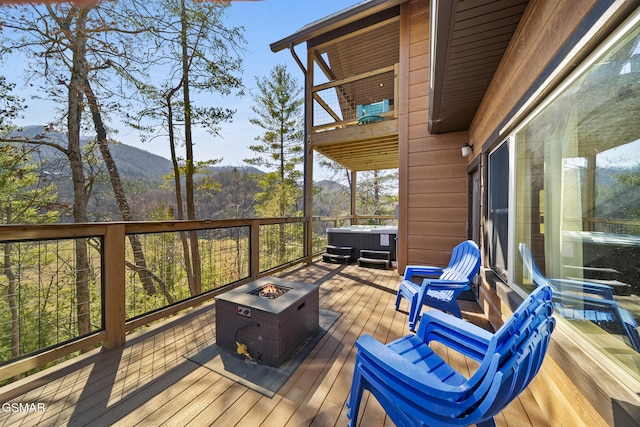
248,283 -> 292,299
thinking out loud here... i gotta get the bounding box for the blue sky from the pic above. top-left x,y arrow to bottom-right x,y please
6,0 -> 357,178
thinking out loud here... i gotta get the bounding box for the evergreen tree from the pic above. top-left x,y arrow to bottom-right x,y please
245,64 -> 304,218
357,169 -> 399,222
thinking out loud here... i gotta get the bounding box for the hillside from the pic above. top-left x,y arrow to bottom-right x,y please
6,125 -> 346,221
9,125 -> 263,184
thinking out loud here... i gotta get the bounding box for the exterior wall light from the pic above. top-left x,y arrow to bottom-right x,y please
461,143 -> 474,158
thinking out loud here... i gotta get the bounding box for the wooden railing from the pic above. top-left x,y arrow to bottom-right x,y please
0,215 -> 395,382
313,215 -> 397,228
0,218 -> 309,382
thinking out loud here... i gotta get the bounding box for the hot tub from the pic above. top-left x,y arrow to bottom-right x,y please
327,225 -> 397,261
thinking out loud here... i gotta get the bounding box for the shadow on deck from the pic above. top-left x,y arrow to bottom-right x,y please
0,261 -> 552,426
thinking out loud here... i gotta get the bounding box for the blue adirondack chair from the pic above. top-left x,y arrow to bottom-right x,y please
347,284 -> 555,427
519,243 -> 640,352
395,240 -> 481,331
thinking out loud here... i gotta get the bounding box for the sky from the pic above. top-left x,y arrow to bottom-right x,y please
3,0 -> 358,179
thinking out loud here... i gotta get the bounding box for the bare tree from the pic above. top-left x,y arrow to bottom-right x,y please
127,0 -> 244,295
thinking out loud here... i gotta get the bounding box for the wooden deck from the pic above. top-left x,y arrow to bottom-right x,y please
0,261 -> 552,426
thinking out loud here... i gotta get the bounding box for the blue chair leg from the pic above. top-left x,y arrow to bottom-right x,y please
346,363 -> 365,427
394,290 -> 403,310
408,293 -> 421,331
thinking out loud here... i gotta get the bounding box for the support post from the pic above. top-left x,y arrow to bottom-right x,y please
104,223 -> 126,349
351,170 -> 357,225
303,41 -> 314,264
250,220 -> 261,279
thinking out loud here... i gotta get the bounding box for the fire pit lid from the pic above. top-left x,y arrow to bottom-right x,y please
216,276 -> 318,314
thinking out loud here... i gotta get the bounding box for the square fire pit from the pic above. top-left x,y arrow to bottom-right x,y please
215,276 -> 319,367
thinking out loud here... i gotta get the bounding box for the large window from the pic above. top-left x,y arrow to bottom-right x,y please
513,14 -> 640,381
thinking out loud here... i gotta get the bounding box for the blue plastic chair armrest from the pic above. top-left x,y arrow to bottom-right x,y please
416,310 -> 492,362
404,265 -> 443,280
355,334 -> 465,396
421,278 -> 470,289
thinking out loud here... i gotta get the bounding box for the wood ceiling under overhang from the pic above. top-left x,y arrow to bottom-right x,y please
429,0 -> 530,134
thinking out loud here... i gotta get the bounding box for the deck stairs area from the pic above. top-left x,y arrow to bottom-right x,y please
358,249 -> 391,269
322,245 -> 353,264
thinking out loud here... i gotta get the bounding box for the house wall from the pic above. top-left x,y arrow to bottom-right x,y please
398,0 -> 469,274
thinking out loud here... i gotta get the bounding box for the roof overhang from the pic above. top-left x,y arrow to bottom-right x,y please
270,0 -> 407,53
429,0 -> 530,134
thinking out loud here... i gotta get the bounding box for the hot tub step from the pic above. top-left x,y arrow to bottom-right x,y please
358,257 -> 391,269
358,249 -> 391,269
325,245 -> 353,255
322,253 -> 352,264
323,245 -> 353,264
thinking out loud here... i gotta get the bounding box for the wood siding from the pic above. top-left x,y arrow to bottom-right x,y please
398,0 -> 470,272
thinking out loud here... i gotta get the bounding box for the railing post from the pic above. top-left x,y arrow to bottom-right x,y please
250,220 -> 260,279
104,223 -> 126,349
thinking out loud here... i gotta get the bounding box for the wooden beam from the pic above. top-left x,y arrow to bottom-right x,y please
397,1 -> 410,274
311,118 -> 398,146
310,14 -> 400,52
313,92 -> 342,122
312,64 -> 396,93
351,171 -> 357,223
305,45 -> 315,264
313,49 -> 356,118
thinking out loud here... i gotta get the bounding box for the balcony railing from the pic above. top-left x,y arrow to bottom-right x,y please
0,215 -> 396,382
0,218 -> 314,382
312,64 -> 399,133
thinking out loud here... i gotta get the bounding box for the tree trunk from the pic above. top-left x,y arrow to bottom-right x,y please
181,0 -> 202,295
68,8 -> 92,342
166,92 -> 195,294
84,79 -> 157,296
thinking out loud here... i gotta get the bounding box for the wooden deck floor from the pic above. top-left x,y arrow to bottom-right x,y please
0,261 -> 552,427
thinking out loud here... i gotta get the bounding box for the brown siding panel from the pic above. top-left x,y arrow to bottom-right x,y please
401,0 -> 469,269
408,193 -> 466,208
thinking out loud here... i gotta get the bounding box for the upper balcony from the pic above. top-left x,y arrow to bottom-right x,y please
311,64 -> 399,171
273,4 -> 401,172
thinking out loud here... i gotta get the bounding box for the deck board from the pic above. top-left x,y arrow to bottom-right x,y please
0,261 -> 552,427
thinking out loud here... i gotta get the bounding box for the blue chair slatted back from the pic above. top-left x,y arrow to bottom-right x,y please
519,243 -> 552,288
441,240 -> 481,281
475,286 -> 555,416
430,285 -> 555,419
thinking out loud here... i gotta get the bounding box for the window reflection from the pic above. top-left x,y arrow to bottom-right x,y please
515,21 -> 640,380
